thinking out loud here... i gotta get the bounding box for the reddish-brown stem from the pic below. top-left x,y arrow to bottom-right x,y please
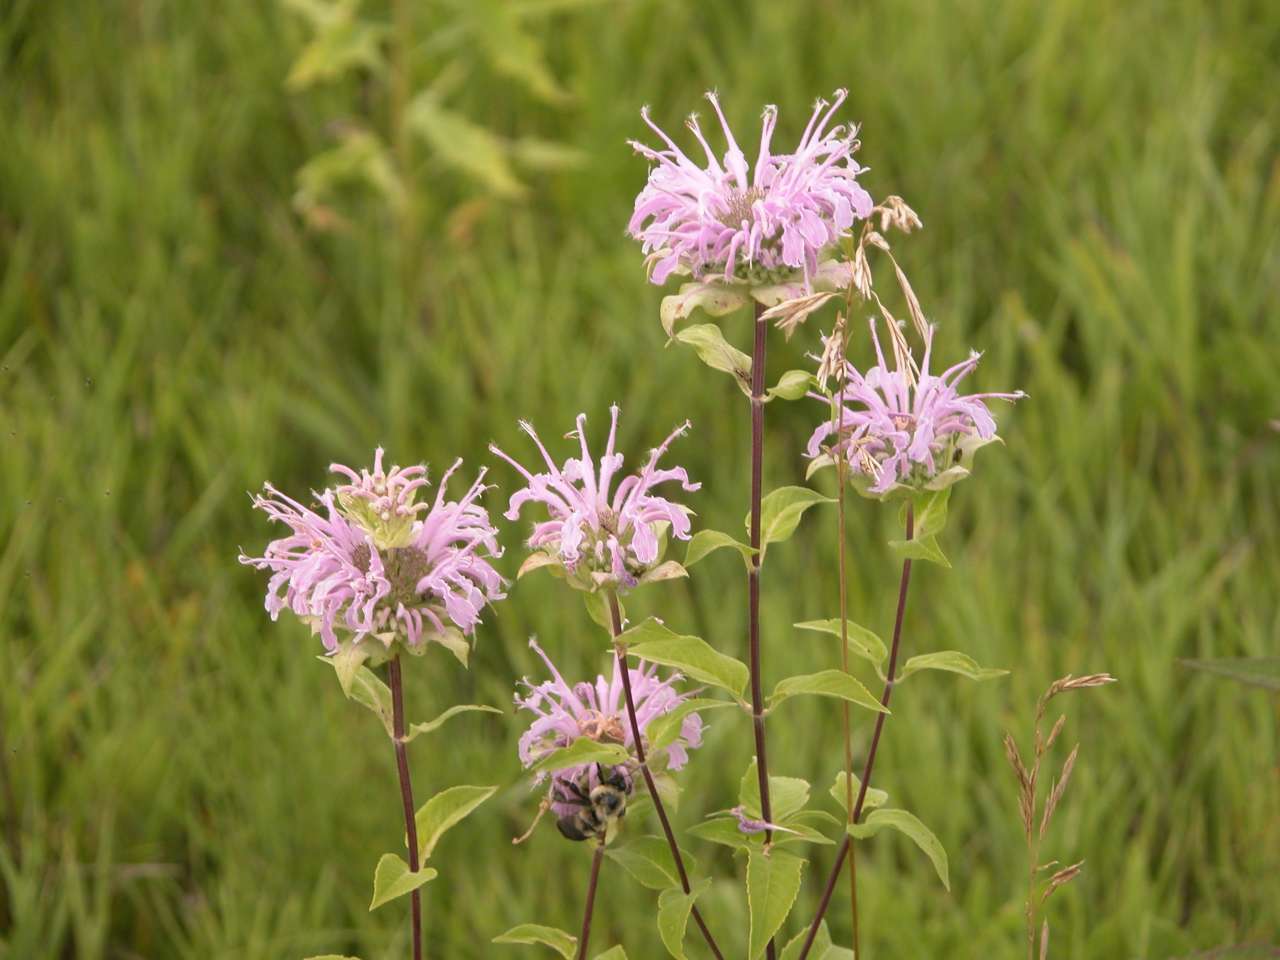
797,503 -> 915,960
836,458 -> 860,953
388,657 -> 424,960
747,302 -> 777,960
575,839 -> 606,960
608,592 -> 725,960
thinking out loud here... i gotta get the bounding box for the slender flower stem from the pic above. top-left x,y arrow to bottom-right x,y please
797,503 -> 915,960
388,657 -> 424,960
575,838 -> 606,960
835,457 -> 861,953
747,300 -> 778,960
830,320 -> 861,955
607,592 -> 725,960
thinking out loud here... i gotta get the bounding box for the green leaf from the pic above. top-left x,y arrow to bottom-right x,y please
518,551 -> 564,580
660,283 -> 749,338
746,849 -> 806,959
531,737 -> 630,774
406,95 -> 525,198
848,808 -> 950,890
593,949 -> 629,960
404,703 -> 503,742
511,138 -> 588,171
637,560 -> 689,586
618,619 -> 749,698
331,639 -> 372,697
286,15 -> 386,90
368,854 -> 437,911
657,879 -> 711,959
739,760 -> 811,821
889,489 -> 951,567
765,369 -> 814,402
829,771 -> 888,815
898,651 -> 1009,682
780,920 -> 832,960
674,324 -> 752,394
887,535 -> 950,567
687,816 -> 756,851
477,5 -> 568,104
746,487 -> 834,559
768,670 -> 888,715
685,529 -> 756,569
1181,657 -> 1280,692
304,955 -> 363,960
414,785 -> 497,861
605,836 -> 697,891
494,924 -> 577,958
647,698 -> 734,752
794,618 -> 888,668
319,659 -> 394,737
424,623 -> 472,667
293,131 -> 405,216
583,589 -> 616,631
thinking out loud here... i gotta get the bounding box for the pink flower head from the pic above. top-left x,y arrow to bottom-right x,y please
515,639 -> 704,818
807,320 -> 1024,496
628,89 -> 874,287
490,406 -> 699,592
239,454 -> 505,654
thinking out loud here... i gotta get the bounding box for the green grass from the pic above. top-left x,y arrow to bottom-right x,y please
2,0 -> 1278,957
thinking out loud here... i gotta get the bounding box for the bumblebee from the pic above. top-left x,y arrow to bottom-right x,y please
554,764 -> 632,842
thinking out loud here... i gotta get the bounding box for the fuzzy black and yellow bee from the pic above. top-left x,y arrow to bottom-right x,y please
553,764 -> 632,842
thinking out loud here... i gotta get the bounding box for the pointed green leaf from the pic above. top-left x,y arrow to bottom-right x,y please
593,949 -> 629,960
660,283 -> 749,338
531,737 -> 630,774
769,670 -> 888,714
605,836 -> 697,891
494,924 -> 577,958
887,535 -> 950,567
319,659 -> 394,737
478,6 -> 568,103
511,138 -> 588,171
765,369 -> 814,402
687,817 -> 756,851
618,619 -> 748,698
780,920 -> 834,960
647,699 -> 735,753
848,808 -> 950,890
685,529 -> 756,569
674,323 -> 752,394
657,879 -> 711,959
582,589 -> 617,631
369,854 -> 437,911
286,17 -> 386,90
331,639 -> 372,696
1181,657 -> 1280,691
739,760 -> 811,821
518,551 -> 564,580
794,618 -> 888,668
747,487 -> 834,557
406,95 -> 525,198
829,771 -> 888,815
899,651 -> 1009,682
889,490 -> 951,566
747,849 -> 806,958
414,785 -> 497,861
637,560 -> 689,586
404,704 -> 503,742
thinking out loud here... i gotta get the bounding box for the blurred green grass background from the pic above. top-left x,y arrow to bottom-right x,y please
2,0 -> 1278,957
